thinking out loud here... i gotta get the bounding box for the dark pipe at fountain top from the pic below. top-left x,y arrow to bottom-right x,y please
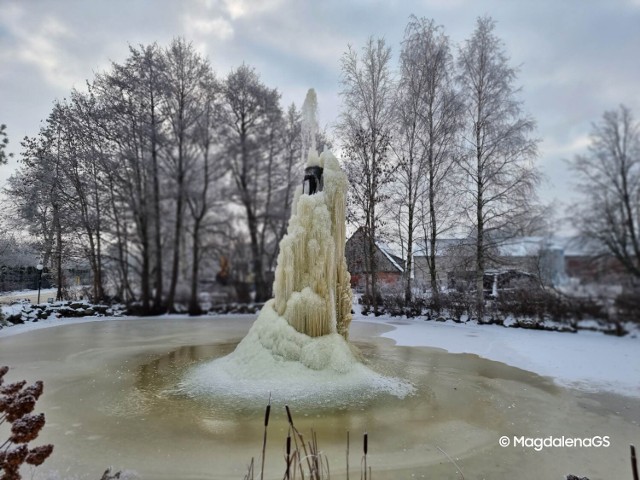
303,166 -> 324,195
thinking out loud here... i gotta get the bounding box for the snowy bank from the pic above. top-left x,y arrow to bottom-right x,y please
356,314 -> 640,398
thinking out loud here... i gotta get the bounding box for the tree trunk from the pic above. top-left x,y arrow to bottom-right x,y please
140,233 -> 151,312
151,84 -> 163,312
86,230 -> 99,301
53,204 -> 64,301
476,167 -> 485,318
165,174 -> 184,311
248,208 -> 267,302
428,156 -> 439,307
369,213 -> 378,315
404,159 -> 414,304
108,176 -> 133,302
95,201 -> 105,301
363,231 -> 372,302
188,223 -> 202,315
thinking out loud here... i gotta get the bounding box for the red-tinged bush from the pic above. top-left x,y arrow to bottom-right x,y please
0,367 -> 53,480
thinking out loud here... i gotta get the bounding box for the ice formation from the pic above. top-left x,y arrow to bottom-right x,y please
181,304 -> 413,407
273,150 -> 353,339
181,150 -> 413,405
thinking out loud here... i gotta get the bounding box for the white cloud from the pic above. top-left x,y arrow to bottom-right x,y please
223,0 -> 285,19
183,14 -> 234,40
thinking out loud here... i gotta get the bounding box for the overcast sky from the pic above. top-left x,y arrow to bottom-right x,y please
1,0 -> 639,224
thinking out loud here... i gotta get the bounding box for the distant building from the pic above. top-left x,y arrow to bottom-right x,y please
559,237 -> 629,284
412,238 -> 471,290
0,263 -> 89,293
413,236 -> 567,292
349,229 -> 630,296
345,227 -> 404,290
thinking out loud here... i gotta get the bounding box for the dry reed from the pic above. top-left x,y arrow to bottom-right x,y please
244,404 -> 370,480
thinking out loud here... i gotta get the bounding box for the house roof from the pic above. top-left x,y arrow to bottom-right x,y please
346,227 -> 405,273
552,236 -> 601,257
413,236 -> 569,258
412,238 -> 470,257
496,237 -> 563,257
375,241 -> 404,273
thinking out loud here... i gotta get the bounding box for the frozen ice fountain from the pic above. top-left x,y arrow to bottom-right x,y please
181,150 -> 412,407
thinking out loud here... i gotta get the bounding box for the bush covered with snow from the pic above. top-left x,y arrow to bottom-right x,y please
0,301 -> 126,330
614,288 -> 640,323
362,287 -> 633,335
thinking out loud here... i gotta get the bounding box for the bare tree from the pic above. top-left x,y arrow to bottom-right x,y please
457,16 -> 540,313
222,64 -> 283,302
137,44 -> 167,313
569,105 -> 640,278
394,16 -> 461,304
49,98 -> 108,302
185,71 -> 226,314
7,113 -> 72,301
267,103 -> 303,271
161,38 -> 211,311
339,37 -> 396,313
92,44 -> 171,311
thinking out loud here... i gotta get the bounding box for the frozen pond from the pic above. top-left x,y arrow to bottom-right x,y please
1,316 -> 638,479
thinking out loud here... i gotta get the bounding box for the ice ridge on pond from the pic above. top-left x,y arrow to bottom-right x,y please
181,150 -> 413,406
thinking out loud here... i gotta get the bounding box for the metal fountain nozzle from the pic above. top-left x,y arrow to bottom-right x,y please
302,166 -> 324,195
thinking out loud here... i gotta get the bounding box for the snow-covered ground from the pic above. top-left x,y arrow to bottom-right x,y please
0,287 -> 90,305
0,287 -> 59,304
1,309 -> 638,399
358,314 -> 640,398
0,311 -> 134,338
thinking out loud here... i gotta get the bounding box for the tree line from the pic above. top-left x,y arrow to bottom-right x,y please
4,39 -> 322,314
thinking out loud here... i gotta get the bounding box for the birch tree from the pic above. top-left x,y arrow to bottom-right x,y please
457,16 -> 539,313
339,37 -> 396,313
394,16 -> 461,303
